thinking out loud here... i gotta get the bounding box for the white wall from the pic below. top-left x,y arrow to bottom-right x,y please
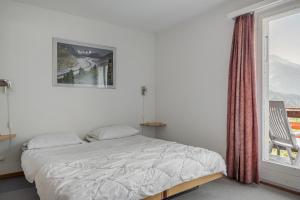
156,0 -> 261,158
0,0 -> 156,174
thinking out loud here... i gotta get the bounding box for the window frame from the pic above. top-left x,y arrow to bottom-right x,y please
256,1 -> 300,191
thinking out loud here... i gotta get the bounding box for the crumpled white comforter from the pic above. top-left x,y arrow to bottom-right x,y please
21,135 -> 226,200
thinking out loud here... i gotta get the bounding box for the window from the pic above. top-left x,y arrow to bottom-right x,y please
263,9 -> 300,169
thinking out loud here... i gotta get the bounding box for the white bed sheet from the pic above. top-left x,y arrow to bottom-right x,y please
21,135 -> 226,200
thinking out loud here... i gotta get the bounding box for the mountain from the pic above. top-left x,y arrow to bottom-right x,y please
269,55 -> 300,107
269,90 -> 300,108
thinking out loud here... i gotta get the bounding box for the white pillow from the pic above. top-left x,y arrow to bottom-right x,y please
27,133 -> 84,149
87,125 -> 139,140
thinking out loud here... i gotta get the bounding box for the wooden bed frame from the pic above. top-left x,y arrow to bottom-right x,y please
1,171 -> 223,199
144,172 -> 224,200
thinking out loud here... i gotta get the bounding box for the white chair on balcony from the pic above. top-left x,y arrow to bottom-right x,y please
269,101 -> 300,166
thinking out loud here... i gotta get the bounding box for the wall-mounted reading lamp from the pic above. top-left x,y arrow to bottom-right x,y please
141,86 -> 147,97
0,79 -> 11,92
141,86 -> 147,124
0,79 -> 13,161
140,86 -> 147,135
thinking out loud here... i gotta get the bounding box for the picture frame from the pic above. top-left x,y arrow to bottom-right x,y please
52,38 -> 116,89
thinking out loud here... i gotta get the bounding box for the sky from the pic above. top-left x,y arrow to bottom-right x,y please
269,12 -> 300,65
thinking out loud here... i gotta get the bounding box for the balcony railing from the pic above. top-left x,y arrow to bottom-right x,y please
286,108 -> 300,137
286,108 -> 300,118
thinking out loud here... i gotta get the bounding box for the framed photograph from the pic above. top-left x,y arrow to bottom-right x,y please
53,38 -> 116,88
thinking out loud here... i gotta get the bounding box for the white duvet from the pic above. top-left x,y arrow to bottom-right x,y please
21,135 -> 226,200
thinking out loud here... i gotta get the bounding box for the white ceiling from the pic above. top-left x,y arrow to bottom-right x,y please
13,0 -> 234,32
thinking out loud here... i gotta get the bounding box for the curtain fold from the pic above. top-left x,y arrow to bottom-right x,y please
226,13 -> 259,184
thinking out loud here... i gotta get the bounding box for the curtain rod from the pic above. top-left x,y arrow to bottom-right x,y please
227,0 -> 294,19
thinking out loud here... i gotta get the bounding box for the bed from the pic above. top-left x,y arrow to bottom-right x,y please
21,135 -> 226,200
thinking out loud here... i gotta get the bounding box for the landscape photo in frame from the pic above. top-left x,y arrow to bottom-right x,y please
53,38 -> 116,88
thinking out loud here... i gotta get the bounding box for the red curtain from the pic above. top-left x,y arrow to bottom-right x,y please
226,13 -> 259,184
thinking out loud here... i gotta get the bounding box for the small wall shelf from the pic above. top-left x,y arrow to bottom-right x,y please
140,122 -> 166,127
0,134 -> 16,141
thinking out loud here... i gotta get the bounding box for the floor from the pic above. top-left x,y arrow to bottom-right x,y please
0,176 -> 299,200
0,176 -> 39,200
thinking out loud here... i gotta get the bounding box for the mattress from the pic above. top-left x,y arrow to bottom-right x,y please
21,135 -> 226,200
